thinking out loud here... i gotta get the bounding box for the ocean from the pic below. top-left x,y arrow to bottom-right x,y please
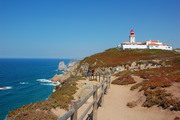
0,58 -> 72,120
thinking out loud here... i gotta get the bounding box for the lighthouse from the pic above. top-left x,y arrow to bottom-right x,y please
129,29 -> 136,43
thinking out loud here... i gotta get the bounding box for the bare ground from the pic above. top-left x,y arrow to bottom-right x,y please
97,76 -> 180,120
52,75 -> 180,120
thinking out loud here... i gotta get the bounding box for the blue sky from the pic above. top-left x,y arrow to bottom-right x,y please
0,0 -> 180,58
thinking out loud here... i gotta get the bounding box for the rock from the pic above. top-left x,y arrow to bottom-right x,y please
140,64 -> 146,70
58,61 -> 68,71
51,73 -> 70,83
69,63 -> 79,76
68,60 -> 80,68
131,61 -> 137,69
146,63 -> 152,69
51,74 -> 61,81
76,63 -> 89,76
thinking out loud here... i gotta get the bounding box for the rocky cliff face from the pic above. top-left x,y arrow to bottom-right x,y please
58,61 -> 68,72
68,60 -> 80,68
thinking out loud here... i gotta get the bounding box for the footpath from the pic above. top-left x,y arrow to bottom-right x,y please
97,76 -> 177,120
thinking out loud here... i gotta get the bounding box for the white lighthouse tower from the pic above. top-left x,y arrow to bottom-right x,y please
129,29 -> 136,43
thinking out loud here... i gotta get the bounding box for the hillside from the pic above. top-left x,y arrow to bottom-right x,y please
7,48 -> 180,120
80,48 -> 179,68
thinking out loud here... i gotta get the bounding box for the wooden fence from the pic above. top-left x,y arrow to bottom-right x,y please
58,75 -> 111,120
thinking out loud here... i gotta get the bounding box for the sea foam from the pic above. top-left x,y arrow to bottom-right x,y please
37,79 -> 61,86
0,86 -> 12,90
20,82 -> 29,85
36,79 -> 52,83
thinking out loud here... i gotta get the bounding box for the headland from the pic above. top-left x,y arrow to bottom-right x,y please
6,48 -> 180,120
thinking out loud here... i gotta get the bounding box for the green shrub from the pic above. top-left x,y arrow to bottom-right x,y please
170,70 -> 180,77
112,75 -> 136,85
114,70 -> 132,77
9,75 -> 78,119
130,82 -> 144,91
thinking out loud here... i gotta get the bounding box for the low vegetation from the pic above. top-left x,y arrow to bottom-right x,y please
113,70 -> 132,77
8,48 -> 180,119
130,63 -> 180,111
127,101 -> 137,108
11,111 -> 57,120
143,89 -> 180,111
111,75 -> 136,85
89,78 -> 98,81
130,81 -> 145,91
80,48 -> 179,68
8,75 -> 80,120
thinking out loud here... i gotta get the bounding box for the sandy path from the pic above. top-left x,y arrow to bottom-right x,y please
97,76 -> 179,120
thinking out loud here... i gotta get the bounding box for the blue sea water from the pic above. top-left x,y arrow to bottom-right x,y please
0,58 -> 72,120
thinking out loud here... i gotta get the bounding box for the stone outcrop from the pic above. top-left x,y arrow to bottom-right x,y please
68,60 -> 80,68
58,61 -> 68,72
51,73 -> 70,83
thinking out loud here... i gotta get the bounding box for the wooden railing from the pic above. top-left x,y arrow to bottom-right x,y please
58,75 -> 111,120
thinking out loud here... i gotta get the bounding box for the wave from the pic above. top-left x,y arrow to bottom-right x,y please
40,81 -> 61,86
0,86 -> 12,90
36,79 -> 52,83
20,82 -> 29,85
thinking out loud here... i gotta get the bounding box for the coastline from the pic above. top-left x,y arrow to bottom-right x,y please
0,59 -> 71,120
4,49 -> 180,120
5,60 -> 81,120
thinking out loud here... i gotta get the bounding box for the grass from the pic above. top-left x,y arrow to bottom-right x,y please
143,89 -> 180,111
113,70 -> 133,77
131,64 -> 180,111
89,78 -> 98,81
12,111 -> 58,120
170,70 -> 180,77
111,75 -> 136,85
174,117 -> 180,120
8,75 -> 80,119
130,81 -> 145,91
79,48 -> 179,69
143,89 -> 172,108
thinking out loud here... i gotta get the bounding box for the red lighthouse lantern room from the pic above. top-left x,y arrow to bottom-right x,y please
130,29 -> 134,35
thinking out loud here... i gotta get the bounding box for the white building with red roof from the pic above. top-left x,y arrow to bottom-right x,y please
118,29 -> 173,50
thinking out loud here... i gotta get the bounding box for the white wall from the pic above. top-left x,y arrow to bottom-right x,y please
148,45 -> 173,50
122,45 -> 147,50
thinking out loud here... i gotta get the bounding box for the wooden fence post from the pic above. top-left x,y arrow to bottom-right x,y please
70,100 -> 78,120
105,76 -> 108,94
103,75 -> 105,82
93,85 -> 97,120
99,73 -> 100,82
101,81 -> 104,107
108,75 -> 111,89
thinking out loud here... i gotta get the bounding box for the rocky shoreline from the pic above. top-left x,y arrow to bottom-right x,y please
50,60 -> 80,92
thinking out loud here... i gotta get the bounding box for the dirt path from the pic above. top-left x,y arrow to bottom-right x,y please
97,76 -> 179,120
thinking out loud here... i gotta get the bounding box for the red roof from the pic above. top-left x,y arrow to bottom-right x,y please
148,43 -> 158,46
162,44 -> 167,46
152,41 -> 159,42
